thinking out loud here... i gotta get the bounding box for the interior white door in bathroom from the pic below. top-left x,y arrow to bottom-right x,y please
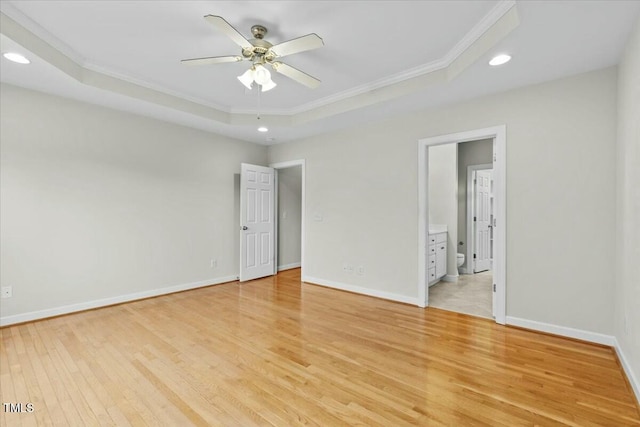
240,163 -> 276,282
474,169 -> 493,273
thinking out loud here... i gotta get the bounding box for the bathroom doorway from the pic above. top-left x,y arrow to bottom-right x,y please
427,142 -> 494,319
417,126 -> 506,324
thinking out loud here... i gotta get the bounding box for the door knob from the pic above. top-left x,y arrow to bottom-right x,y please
241,226 -> 248,230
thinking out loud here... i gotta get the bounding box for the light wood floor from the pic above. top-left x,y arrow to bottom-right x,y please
1,269 -> 638,426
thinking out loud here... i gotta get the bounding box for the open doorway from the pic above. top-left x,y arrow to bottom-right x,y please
418,126 -> 506,324
426,140 -> 495,319
271,160 -> 305,276
238,160 -> 305,282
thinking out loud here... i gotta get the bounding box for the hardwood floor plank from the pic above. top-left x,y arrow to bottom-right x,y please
1,268 -> 638,425
18,328 -> 62,426
16,328 -> 51,427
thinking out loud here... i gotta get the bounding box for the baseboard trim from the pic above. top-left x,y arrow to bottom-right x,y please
504,316 -> 640,402
277,262 -> 301,272
0,275 -> 238,327
613,338 -> 640,405
303,276 -> 419,306
505,316 -> 615,346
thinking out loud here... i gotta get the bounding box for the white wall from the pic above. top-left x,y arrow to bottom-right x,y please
0,84 -> 267,323
269,66 -> 617,334
277,166 -> 302,269
0,58 -> 626,369
457,139 -> 493,271
428,144 -> 458,277
269,120 -> 419,302
615,17 -> 640,399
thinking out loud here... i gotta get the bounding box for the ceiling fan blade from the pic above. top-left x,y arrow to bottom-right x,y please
268,33 -> 324,58
272,62 -> 321,89
181,55 -> 243,66
204,15 -> 252,50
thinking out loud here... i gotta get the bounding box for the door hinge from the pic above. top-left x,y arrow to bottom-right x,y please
493,284 -> 496,292
473,253 -> 476,259
473,216 -> 477,222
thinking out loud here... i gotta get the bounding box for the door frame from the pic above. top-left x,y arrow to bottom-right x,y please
269,159 -> 306,279
418,125 -> 506,324
466,164 -> 493,275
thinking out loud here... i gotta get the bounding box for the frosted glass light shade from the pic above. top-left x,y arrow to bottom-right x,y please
238,64 -> 276,92
253,65 -> 271,85
260,79 -> 277,92
237,68 -> 254,89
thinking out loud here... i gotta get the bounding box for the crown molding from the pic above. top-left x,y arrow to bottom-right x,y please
0,1 -> 518,127
445,0 -> 516,65
0,2 -> 234,113
84,62 -> 232,113
268,0 -> 517,116
0,1 -> 85,65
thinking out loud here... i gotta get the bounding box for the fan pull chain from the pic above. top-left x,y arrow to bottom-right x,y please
257,85 -> 262,120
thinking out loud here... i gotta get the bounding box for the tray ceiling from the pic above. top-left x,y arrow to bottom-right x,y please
1,1 -> 639,144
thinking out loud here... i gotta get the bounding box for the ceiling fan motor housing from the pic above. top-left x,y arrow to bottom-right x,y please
251,25 -> 267,39
243,26 -> 273,59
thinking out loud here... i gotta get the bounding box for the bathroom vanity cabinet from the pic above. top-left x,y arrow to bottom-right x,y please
428,231 -> 447,286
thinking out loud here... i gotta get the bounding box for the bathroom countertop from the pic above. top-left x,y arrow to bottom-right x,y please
429,224 -> 448,234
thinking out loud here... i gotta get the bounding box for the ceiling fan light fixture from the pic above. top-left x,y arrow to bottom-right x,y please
253,64 -> 271,85
489,54 -> 511,66
260,79 -> 277,92
185,16 -> 323,91
237,68 -> 254,89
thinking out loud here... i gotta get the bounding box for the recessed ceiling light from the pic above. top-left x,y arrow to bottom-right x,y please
489,54 -> 511,66
257,126 -> 268,132
3,52 -> 30,64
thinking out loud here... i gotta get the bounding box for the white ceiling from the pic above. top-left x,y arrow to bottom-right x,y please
1,1 -> 639,144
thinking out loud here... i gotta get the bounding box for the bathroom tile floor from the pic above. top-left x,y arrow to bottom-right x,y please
428,271 -> 493,319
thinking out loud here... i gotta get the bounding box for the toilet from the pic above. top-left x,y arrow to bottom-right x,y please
456,253 -> 465,272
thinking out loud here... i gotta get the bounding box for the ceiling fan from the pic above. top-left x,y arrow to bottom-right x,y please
182,15 -> 324,92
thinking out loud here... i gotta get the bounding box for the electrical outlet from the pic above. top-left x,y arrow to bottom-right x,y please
343,262 -> 354,274
1,286 -> 12,299
210,258 -> 217,268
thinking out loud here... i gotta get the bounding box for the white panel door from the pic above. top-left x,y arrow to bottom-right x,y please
240,163 -> 275,282
474,170 -> 493,273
